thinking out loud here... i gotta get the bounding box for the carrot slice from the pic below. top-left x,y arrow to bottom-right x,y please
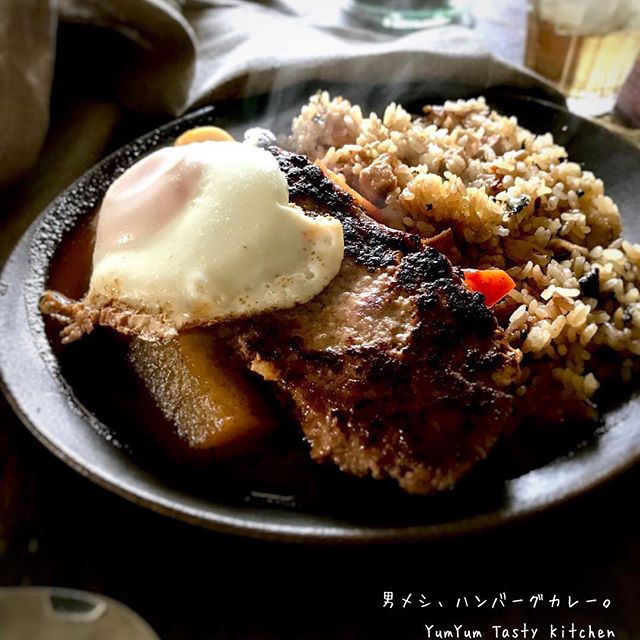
174,126 -> 234,146
314,160 -> 385,223
463,268 -> 515,307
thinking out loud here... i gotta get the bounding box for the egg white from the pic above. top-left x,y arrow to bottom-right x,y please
88,141 -> 344,327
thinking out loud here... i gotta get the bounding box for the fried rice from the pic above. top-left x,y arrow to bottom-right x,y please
285,91 -> 640,422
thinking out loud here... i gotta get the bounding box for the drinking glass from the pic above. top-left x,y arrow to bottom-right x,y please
525,0 -> 640,116
344,0 -> 469,31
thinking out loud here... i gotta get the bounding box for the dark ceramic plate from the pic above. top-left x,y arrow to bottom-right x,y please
1,82 -> 640,543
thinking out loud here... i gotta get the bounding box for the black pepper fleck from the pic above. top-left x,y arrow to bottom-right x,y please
578,267 -> 600,299
506,195 -> 530,216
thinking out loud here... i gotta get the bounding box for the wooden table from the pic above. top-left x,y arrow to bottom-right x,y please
1,3 -> 639,638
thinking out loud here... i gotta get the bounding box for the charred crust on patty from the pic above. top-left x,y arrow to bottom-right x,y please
434,279 -> 495,334
412,278 -> 495,337
396,248 -> 453,291
270,146 -> 426,270
270,147 -> 350,212
463,348 -> 507,374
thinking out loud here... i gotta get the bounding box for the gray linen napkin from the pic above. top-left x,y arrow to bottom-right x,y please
0,0 -> 561,191
0,1 -> 57,192
184,1 -> 558,106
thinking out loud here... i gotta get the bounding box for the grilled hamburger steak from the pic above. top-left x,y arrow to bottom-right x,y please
230,148 -> 521,494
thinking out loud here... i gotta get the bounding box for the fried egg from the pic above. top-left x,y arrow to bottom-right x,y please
85,140 -> 344,332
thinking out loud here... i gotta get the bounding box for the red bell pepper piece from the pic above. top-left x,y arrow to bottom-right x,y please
462,268 -> 515,307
